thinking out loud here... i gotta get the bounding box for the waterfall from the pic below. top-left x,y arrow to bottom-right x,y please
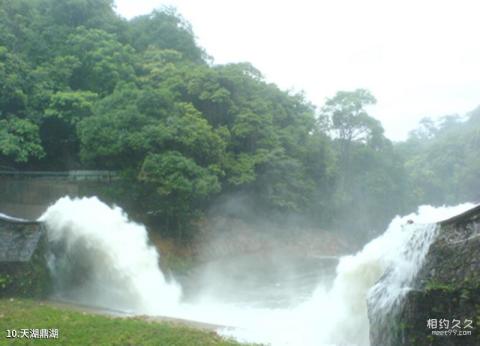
39,196 -> 181,315
220,204 -> 473,345
39,196 -> 473,345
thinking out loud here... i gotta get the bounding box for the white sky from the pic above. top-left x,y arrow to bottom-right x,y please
115,0 -> 480,141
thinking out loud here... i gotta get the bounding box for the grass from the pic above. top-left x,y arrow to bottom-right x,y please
424,279 -> 455,292
0,299 -> 255,346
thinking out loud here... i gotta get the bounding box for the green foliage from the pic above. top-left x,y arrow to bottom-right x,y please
424,279 -> 455,292
45,91 -> 98,125
0,117 -> 44,162
129,8 -> 207,63
320,89 -> 381,144
224,153 -> 257,186
165,103 -> 226,165
65,27 -> 136,95
140,151 -> 220,197
400,108 -> 480,206
254,149 -> 315,212
40,0 -> 116,29
0,46 -> 31,115
3,0 -> 478,240
318,89 -> 404,236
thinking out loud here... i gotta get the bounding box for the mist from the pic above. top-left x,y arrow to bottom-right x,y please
38,196 -> 474,345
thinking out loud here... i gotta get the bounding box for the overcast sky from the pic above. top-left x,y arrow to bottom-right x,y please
115,0 -> 480,141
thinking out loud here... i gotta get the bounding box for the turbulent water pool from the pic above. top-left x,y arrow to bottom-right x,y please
39,196 -> 473,346
180,254 -> 338,308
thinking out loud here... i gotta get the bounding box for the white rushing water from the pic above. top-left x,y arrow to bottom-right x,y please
0,212 -> 28,222
39,197 -> 181,315
39,197 -> 474,346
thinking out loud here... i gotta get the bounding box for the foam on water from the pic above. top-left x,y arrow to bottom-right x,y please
40,196 -> 181,315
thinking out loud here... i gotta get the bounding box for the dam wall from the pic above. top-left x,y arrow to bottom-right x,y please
0,171 -> 116,220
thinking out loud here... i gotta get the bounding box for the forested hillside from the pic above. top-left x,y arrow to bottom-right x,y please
0,0 -> 478,240
399,107 -> 480,206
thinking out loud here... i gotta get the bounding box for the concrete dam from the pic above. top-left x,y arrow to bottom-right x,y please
0,170 -> 116,220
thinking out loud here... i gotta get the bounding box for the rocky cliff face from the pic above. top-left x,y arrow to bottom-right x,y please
0,215 -> 51,297
369,206 -> 480,346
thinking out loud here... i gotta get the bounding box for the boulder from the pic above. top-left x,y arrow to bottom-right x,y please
369,206 -> 480,345
0,214 -> 51,297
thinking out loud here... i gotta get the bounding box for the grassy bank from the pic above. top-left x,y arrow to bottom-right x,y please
0,299 -> 254,346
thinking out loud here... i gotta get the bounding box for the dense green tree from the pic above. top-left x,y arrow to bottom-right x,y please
139,150 -> 221,235
38,91 -> 98,168
65,27 -> 136,95
320,90 -> 381,183
45,91 -> 98,125
320,89 -> 380,143
0,46 -> 31,115
319,89 -> 383,181
129,8 -> 206,64
40,0 -> 116,29
0,0 -> 38,56
77,83 -> 150,167
4,0 -> 478,240
317,89 -> 412,237
0,117 -> 44,163
400,109 -> 480,206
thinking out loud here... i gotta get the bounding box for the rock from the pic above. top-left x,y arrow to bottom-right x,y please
369,205 -> 480,345
0,214 -> 51,297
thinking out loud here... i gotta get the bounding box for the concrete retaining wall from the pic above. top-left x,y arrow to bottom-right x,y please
0,171 -> 116,219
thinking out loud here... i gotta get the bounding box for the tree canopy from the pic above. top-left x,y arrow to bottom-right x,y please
0,0 -> 478,241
